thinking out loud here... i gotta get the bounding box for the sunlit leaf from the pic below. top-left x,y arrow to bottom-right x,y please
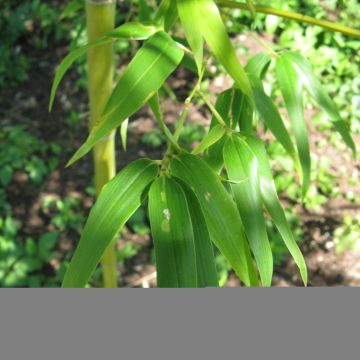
224,135 -> 273,286
170,153 -> 259,286
155,0 -> 178,31
67,31 -> 184,166
243,134 -> 308,285
120,119 -> 129,151
177,0 -> 204,74
245,52 -> 272,79
276,54 -> 311,198
251,76 -> 300,171
194,0 -> 253,100
49,22 -> 159,111
286,51 -> 356,156
62,159 -> 159,287
192,125 -> 226,155
148,176 -> 197,287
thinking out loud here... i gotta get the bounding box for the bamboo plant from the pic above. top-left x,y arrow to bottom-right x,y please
49,0 -> 359,288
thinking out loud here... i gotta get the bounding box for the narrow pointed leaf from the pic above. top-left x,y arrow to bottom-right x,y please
179,181 -> 219,287
204,89 -> 232,172
232,88 -> 254,132
196,0 -> 253,100
67,31 -> 184,166
243,134 -> 308,285
177,0 -> 204,74
49,22 -> 159,111
148,177 -> 197,288
192,125 -> 226,155
245,52 -> 272,79
148,94 -> 180,150
276,55 -> 311,198
62,159 -> 159,287
224,136 -> 273,286
155,0 -> 178,31
286,51 -> 356,155
251,76 -> 300,170
170,153 -> 259,286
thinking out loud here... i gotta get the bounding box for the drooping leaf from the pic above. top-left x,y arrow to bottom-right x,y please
192,125 -> 226,155
180,181 -> 219,287
148,176 -> 197,288
148,93 -> 180,150
243,134 -> 308,285
49,22 -> 159,111
155,0 -> 178,31
224,135 -> 273,286
251,76 -> 300,171
286,51 -> 356,156
245,52 -> 272,79
67,31 -> 184,166
204,89 -> 232,172
194,0 -> 253,100
232,88 -> 254,133
170,153 -> 259,286
177,0 -> 204,74
62,159 -> 159,287
276,54 -> 311,198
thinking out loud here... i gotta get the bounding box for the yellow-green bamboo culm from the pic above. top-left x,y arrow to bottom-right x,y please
86,0 -> 118,288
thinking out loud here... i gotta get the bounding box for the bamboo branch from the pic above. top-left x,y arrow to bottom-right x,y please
217,0 -> 360,39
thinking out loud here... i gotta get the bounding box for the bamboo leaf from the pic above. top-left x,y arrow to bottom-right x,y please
148,176 -> 197,288
67,31 -> 184,166
177,0 -> 204,74
232,88 -> 253,133
62,159 -> 159,288
245,52 -> 272,79
170,153 -> 259,286
194,0 -> 253,100
276,55 -> 311,198
148,93 -> 180,150
204,89 -> 232,172
180,181 -> 219,287
192,125 -> 226,155
155,0 -> 178,31
286,51 -> 356,156
224,136 -> 273,286
251,76 -> 300,170
243,134 -> 308,285
49,22 -> 159,111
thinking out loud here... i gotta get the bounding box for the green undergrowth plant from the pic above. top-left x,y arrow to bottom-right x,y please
49,0 -> 359,288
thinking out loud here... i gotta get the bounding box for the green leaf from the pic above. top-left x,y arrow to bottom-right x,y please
243,134 -> 308,286
192,125 -> 226,155
148,93 -> 180,150
62,159 -> 159,287
276,54 -> 311,198
180,181 -> 219,287
232,88 -> 253,133
224,136 -> 273,286
148,176 -> 197,288
204,89 -> 232,172
195,0 -> 253,100
177,0 -> 204,74
245,52 -> 272,79
286,51 -> 356,156
67,31 -> 184,166
246,0 -> 255,13
170,153 -> 259,286
251,76 -> 300,170
155,0 -> 178,31
49,22 -> 159,111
